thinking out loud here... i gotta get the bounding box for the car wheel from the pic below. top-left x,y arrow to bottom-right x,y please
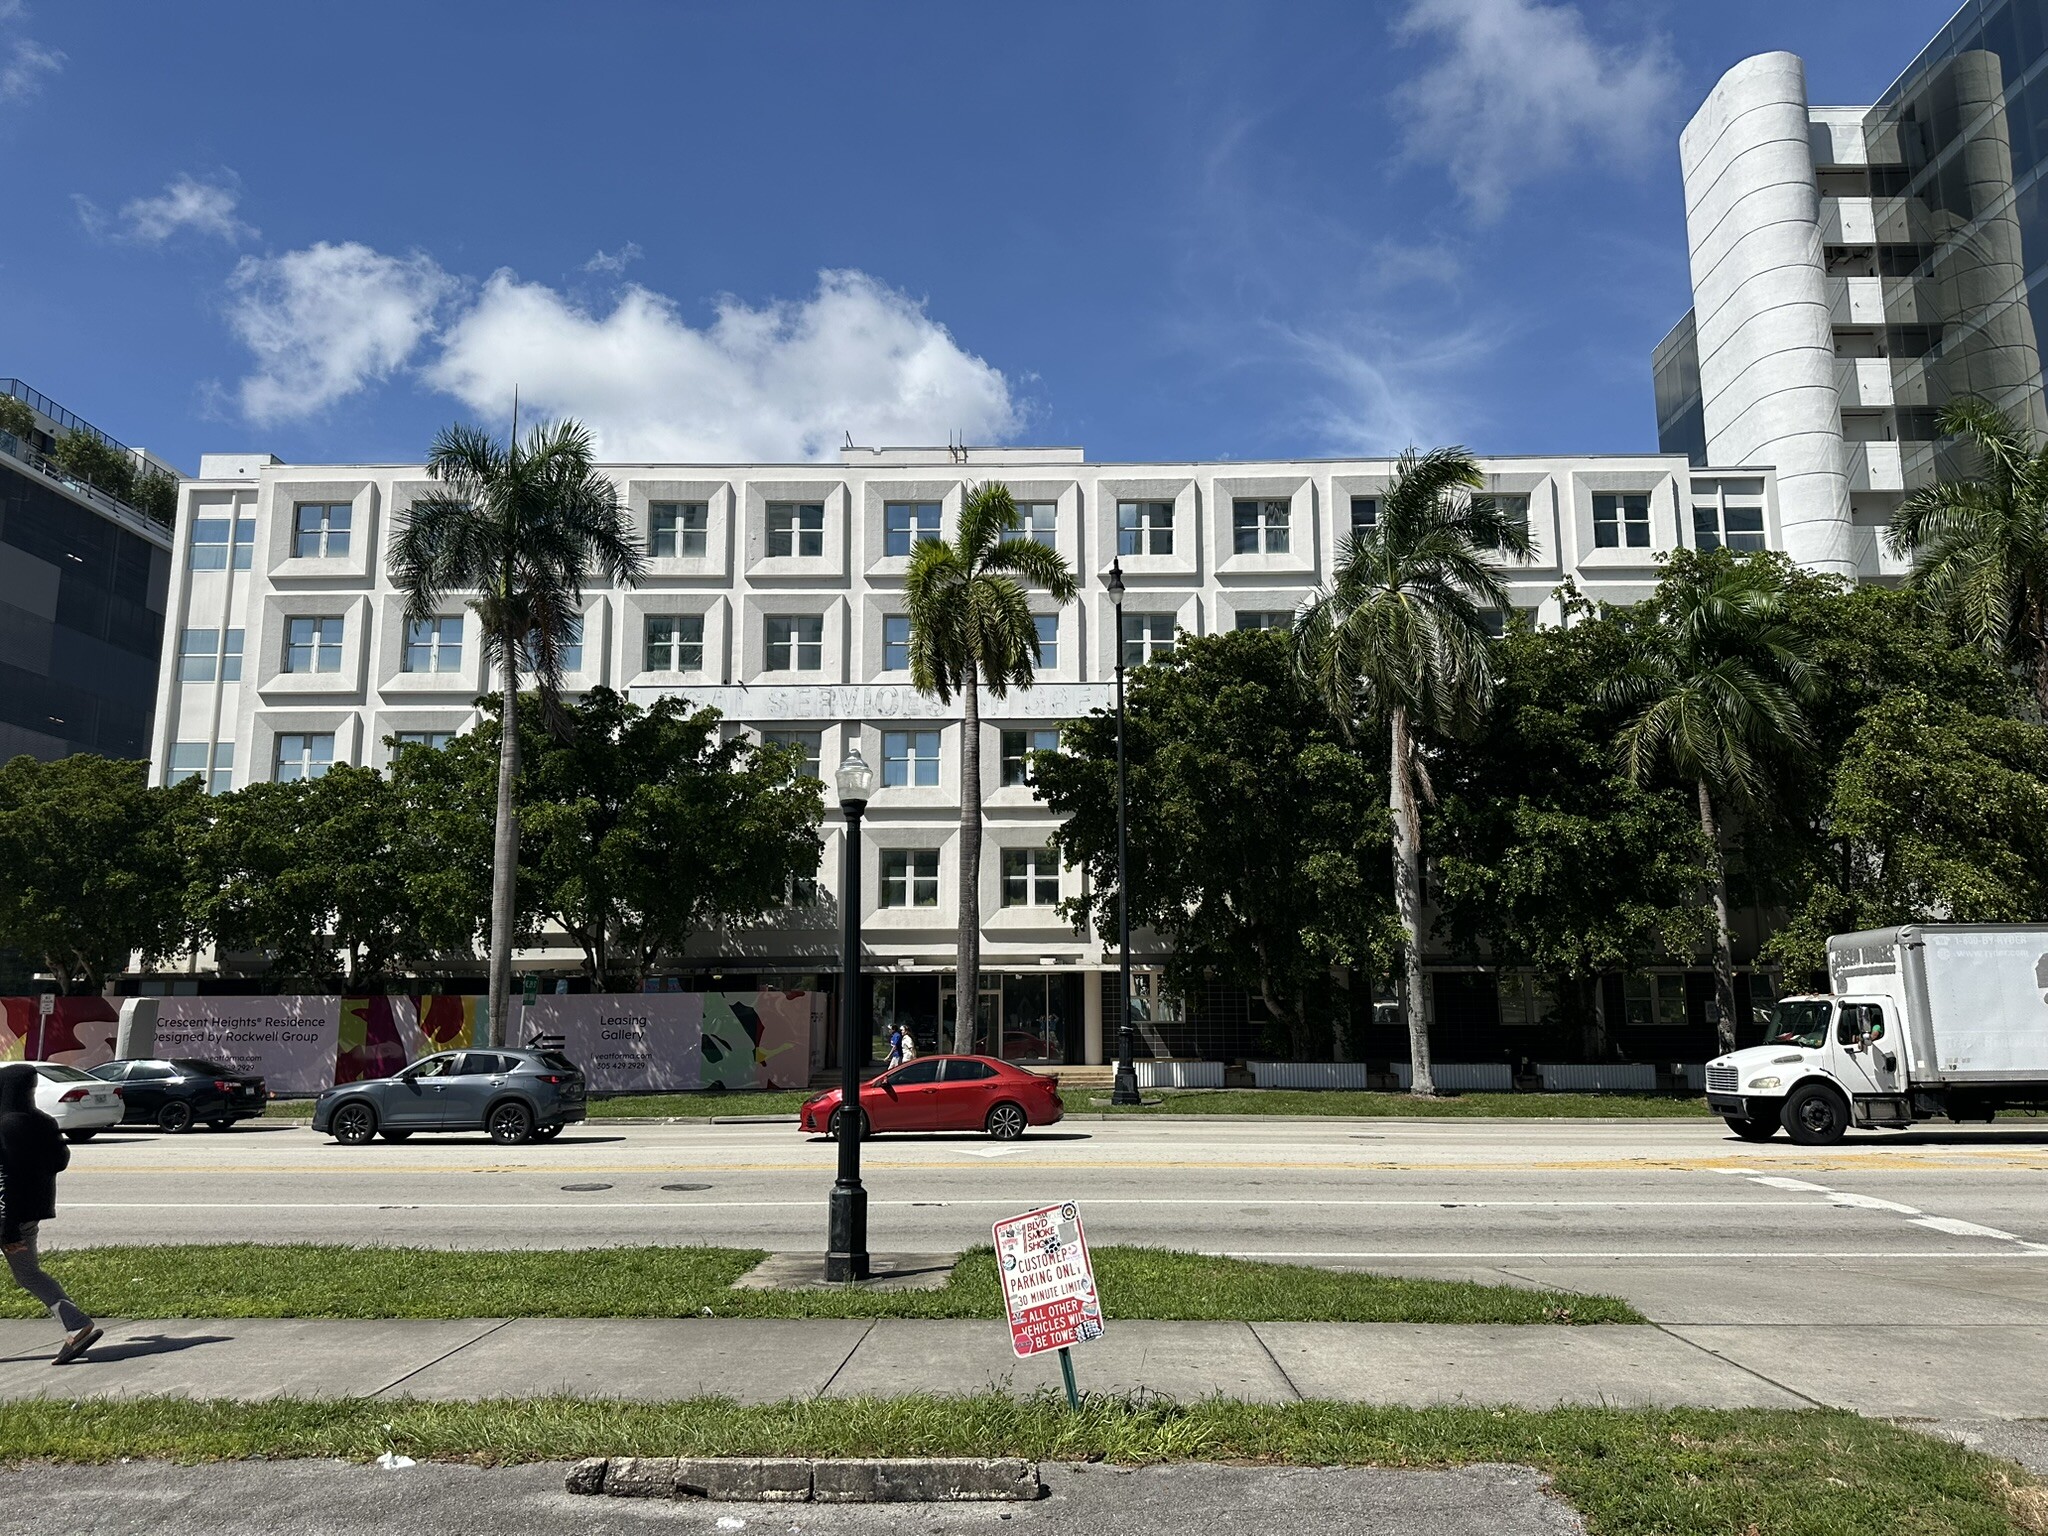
1724,1115 -> 1780,1142
986,1102 -> 1028,1140
1782,1083 -> 1850,1146
63,1130 -> 97,1144
380,1130 -> 412,1142
157,1101 -> 193,1134
331,1101 -> 378,1145
533,1124 -> 564,1141
488,1100 -> 535,1145
827,1107 -> 870,1140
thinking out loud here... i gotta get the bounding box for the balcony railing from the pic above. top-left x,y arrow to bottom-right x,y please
0,428 -> 174,543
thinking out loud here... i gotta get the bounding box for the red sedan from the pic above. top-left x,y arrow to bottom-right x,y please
800,1055 -> 1063,1140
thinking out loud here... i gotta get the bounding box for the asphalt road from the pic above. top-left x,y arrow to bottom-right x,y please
0,1460 -> 1585,1536
43,1116 -> 2048,1325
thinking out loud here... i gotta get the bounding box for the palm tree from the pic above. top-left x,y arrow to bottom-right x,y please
1296,447 -> 1531,1096
389,419 -> 644,1044
1887,395 -> 2048,712
1605,553 -> 1815,1055
904,482 -> 1077,1054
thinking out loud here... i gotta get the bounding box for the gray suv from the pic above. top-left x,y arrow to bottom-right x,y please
312,1049 -> 587,1145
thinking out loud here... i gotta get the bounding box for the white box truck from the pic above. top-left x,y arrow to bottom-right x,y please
1705,923 -> 2048,1145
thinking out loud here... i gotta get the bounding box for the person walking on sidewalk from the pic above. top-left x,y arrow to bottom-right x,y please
885,1024 -> 906,1068
0,1065 -> 99,1364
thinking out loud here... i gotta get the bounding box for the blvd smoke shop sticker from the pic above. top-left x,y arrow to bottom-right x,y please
992,1201 -> 1103,1358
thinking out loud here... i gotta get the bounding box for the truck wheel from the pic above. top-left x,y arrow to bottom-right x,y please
1782,1083 -> 1850,1145
1724,1115 -> 1780,1142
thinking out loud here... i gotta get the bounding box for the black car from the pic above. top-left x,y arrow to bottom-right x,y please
89,1058 -> 268,1132
311,1049 -> 587,1145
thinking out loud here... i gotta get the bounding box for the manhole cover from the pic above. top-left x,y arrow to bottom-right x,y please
661,1183 -> 710,1192
560,1183 -> 613,1192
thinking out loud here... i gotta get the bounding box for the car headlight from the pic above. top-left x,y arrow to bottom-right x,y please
1746,1075 -> 1782,1091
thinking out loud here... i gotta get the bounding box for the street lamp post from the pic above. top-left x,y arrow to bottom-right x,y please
826,744 -> 876,1283
1107,559 -> 1140,1107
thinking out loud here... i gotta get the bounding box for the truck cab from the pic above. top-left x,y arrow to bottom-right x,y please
1705,993 -> 1909,1145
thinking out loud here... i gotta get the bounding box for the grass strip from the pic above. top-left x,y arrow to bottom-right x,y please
1,1245 -> 1639,1324
1090,1090 -> 1714,1118
0,1396 -> 2036,1535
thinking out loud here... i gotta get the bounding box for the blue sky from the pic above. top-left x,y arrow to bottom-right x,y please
2,0 -> 1963,471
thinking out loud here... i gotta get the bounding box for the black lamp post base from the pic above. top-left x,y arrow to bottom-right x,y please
826,1184 -> 870,1282
1109,1065 -> 1141,1106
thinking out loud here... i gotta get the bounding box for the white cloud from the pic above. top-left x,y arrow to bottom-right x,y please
0,1 -> 62,104
1394,0 -> 1677,220
583,243 -> 642,275
424,267 -> 1018,460
117,175 -> 255,244
225,242 -> 459,424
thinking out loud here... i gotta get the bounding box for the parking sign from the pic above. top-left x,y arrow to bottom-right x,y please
992,1201 -> 1103,1359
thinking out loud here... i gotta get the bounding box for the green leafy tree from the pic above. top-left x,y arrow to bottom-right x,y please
1034,630 -> 1394,1058
1886,396 -> 2048,711
1431,601 -> 1713,1048
903,482 -> 1076,1052
0,755 -> 197,993
1295,447 -> 1530,1093
501,688 -> 824,990
1766,693 -> 2048,986
51,431 -> 138,504
1606,551 -> 1816,1053
388,419 -> 644,1041
383,732 -> 496,962
0,395 -> 37,442
132,469 -> 179,527
187,767 -> 417,987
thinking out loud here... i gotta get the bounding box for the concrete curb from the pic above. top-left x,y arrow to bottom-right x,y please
566,1456 -> 1044,1502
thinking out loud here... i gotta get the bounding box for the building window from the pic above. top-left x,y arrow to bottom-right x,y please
402,617 -> 463,673
1001,846 -> 1062,908
766,501 -> 825,558
881,728 -> 940,788
761,729 -> 822,780
1693,502 -> 1765,553
1593,493 -> 1651,549
392,730 -> 455,752
882,615 -> 911,672
764,615 -> 823,672
1500,974 -> 1559,1028
1491,493 -> 1531,535
881,849 -> 940,908
190,513 -> 255,571
1233,611 -> 1291,633
292,502 -> 352,559
1032,613 -> 1058,668
650,501 -> 708,558
1006,501 -> 1056,545
520,615 -> 584,674
178,628 -> 243,683
644,614 -> 705,673
283,617 -> 343,674
1000,727 -> 1060,787
1623,974 -> 1689,1028
1117,500 -> 1174,556
786,872 -> 820,908
274,732 -> 334,782
884,501 -> 941,556
1477,608 -> 1507,640
1349,497 -> 1378,539
1232,498 -> 1290,555
170,741 -> 234,795
1122,613 -> 1175,667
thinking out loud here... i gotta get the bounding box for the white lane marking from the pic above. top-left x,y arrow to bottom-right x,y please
1745,1173 -> 2048,1253
958,1148 -> 1028,1159
1913,1216 -> 2027,1241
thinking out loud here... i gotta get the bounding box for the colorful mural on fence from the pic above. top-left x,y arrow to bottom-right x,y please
0,992 -> 812,1095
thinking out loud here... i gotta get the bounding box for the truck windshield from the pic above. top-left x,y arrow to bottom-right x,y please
1769,1001 -> 1832,1049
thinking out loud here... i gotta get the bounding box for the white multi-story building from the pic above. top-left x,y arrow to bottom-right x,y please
1657,3 -> 2048,581
150,443 -> 1782,1064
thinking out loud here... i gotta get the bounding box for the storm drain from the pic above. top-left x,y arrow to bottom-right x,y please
560,1183 -> 614,1192
662,1183 -> 711,1192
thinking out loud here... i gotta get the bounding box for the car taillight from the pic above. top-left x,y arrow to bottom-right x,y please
215,1080 -> 237,1093
58,1088 -> 89,1103
112,1086 -> 124,1099
540,1074 -> 565,1084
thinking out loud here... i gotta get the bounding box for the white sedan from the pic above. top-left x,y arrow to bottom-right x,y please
32,1063 -> 124,1142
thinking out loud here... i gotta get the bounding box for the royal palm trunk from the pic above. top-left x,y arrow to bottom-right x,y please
953,661 -> 983,1054
1390,706 -> 1435,1096
1697,778 -> 1739,1056
486,642 -> 521,1049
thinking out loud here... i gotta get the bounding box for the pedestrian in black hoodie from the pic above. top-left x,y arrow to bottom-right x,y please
0,1064 -> 98,1363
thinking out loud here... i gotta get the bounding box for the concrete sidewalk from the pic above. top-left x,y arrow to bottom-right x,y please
1,1317 -> 2044,1418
